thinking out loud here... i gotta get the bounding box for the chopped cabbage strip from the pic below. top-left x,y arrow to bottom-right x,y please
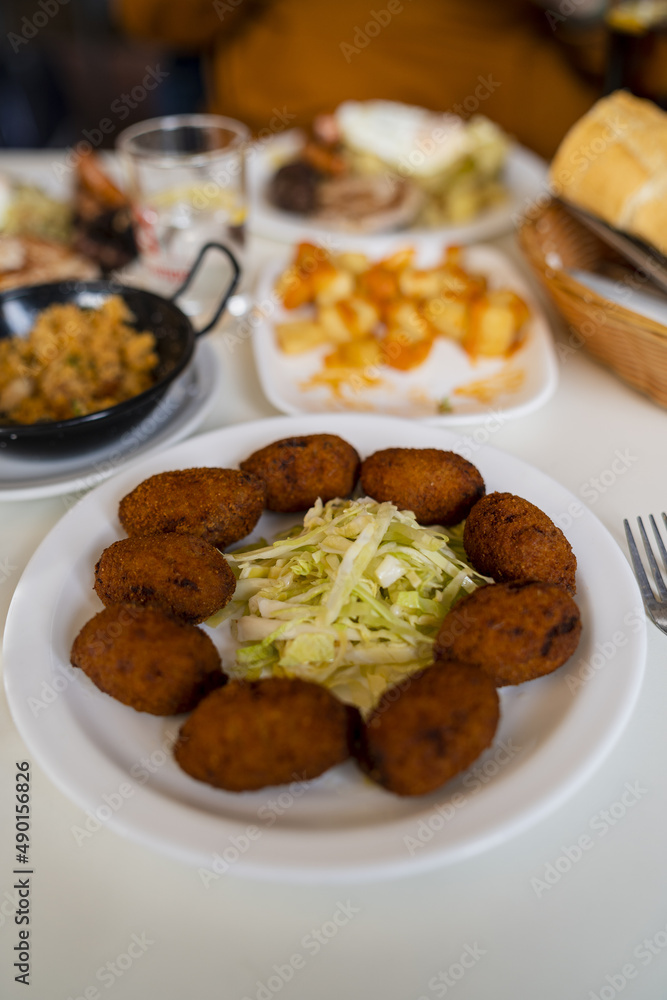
218,497 -> 488,714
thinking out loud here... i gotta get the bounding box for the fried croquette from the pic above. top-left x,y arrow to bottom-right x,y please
463,492 -> 577,594
353,660 -> 499,796
118,467 -> 266,550
70,603 -> 224,714
94,533 -> 236,625
359,447 -> 485,525
174,677 -> 358,791
239,433 -> 360,512
434,580 -> 582,686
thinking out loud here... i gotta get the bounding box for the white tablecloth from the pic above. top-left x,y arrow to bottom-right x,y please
2,156 -> 667,1000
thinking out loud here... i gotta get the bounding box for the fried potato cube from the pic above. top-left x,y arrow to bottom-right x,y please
464,293 -> 521,358
488,289 -> 531,328
442,246 -> 464,268
382,327 -> 434,370
294,241 -> 329,267
314,267 -> 355,305
380,247 -> 415,271
319,297 -> 381,342
275,320 -> 330,354
275,266 -> 314,310
319,303 -> 354,343
357,265 -> 400,303
331,252 -> 370,274
398,268 -> 442,299
276,242 -> 336,309
324,335 -> 383,368
385,300 -> 430,339
347,295 -> 381,335
422,296 -> 470,341
438,267 -> 487,298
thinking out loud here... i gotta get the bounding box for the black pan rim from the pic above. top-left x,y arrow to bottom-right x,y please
0,278 -> 195,440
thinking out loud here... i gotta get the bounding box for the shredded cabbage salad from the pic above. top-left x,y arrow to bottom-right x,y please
210,497 -> 488,714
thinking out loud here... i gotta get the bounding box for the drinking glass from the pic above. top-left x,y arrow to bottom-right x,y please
117,114 -> 250,316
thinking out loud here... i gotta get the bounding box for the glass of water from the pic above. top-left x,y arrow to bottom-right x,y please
117,114 -> 250,317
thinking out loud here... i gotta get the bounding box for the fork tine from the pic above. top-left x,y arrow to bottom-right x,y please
624,518 -> 657,610
640,516 -> 667,601
652,514 -> 667,576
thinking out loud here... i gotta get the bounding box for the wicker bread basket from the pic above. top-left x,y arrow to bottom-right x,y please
518,199 -> 667,408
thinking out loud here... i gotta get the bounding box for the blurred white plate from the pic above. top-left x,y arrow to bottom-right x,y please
3,414 -> 645,882
252,243 -> 558,423
0,341 -> 220,501
247,131 -> 548,250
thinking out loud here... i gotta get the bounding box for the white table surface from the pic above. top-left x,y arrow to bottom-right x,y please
2,158 -> 667,1000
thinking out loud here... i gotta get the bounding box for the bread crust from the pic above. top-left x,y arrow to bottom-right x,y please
549,90 -> 667,254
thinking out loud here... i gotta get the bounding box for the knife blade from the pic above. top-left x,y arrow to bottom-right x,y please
557,198 -> 667,297
566,268 -> 667,328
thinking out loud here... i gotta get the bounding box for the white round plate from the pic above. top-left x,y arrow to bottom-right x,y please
0,341 -> 220,501
3,414 -> 646,882
252,244 -> 558,423
247,131 -> 548,249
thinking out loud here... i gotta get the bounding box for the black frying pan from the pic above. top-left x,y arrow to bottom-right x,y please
0,243 -> 240,459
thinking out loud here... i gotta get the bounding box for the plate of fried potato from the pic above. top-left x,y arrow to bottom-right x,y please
251,242 -> 558,423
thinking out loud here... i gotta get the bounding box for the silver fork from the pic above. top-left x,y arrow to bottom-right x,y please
624,514 -> 667,634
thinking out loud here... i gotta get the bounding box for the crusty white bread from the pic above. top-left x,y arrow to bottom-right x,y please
549,90 -> 667,255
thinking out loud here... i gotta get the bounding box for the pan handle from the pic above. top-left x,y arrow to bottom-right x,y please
169,242 -> 241,336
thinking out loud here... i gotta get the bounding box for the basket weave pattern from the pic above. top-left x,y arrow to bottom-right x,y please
518,200 -> 667,408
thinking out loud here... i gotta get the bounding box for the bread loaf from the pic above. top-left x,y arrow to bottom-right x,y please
549,90 -> 667,255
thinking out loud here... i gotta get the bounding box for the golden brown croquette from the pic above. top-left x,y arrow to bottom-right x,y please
70,603 -> 224,714
174,677 -> 358,791
434,580 -> 582,686
360,447 -> 485,525
463,492 -> 577,594
93,533 -> 236,625
353,660 -> 499,796
118,467 -> 266,550
239,434 -> 360,512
